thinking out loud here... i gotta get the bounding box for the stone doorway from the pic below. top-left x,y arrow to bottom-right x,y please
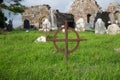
87,14 -> 91,23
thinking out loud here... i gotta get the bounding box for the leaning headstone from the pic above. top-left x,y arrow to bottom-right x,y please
75,18 -> 85,32
107,24 -> 120,35
42,18 -> 51,32
95,18 -> 106,34
34,36 -> 46,43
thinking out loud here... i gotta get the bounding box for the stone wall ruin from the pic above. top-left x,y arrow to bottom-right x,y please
68,0 -> 100,28
22,1 -> 120,31
22,5 -> 75,30
107,2 -> 120,25
22,5 -> 50,29
68,0 -> 120,29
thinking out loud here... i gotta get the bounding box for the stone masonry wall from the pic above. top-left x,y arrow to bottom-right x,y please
68,0 -> 100,27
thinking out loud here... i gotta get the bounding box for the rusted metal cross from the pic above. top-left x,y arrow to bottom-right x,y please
47,21 -> 86,63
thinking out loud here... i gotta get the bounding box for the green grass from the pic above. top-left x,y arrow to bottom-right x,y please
0,30 -> 120,80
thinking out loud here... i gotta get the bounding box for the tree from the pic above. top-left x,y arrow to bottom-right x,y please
0,0 -> 25,13
0,9 -> 7,28
0,0 -> 25,29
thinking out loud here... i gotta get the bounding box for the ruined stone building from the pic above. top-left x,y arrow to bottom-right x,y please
22,5 -> 51,29
22,5 -> 75,29
107,2 -> 120,24
68,0 -> 120,28
22,0 -> 120,30
68,0 -> 100,27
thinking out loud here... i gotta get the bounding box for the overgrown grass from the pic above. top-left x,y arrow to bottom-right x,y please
0,30 -> 120,80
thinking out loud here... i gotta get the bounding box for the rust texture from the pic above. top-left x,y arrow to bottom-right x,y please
47,21 -> 86,62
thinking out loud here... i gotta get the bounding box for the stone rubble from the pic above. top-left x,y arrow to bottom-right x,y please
114,48 -> 120,52
34,36 -> 46,43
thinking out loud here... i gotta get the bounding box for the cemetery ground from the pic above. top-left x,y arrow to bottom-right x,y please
0,30 -> 120,80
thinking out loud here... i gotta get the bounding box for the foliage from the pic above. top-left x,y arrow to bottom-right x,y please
0,0 -> 25,13
0,0 -> 3,4
0,30 -> 120,80
0,10 -> 4,28
0,9 -> 7,28
0,3 -> 25,13
0,0 -> 25,29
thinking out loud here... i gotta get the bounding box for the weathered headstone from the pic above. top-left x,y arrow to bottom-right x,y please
42,18 -> 51,32
75,18 -> 85,32
95,18 -> 106,34
107,24 -> 120,35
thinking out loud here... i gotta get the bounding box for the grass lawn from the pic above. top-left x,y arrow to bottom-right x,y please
0,30 -> 120,80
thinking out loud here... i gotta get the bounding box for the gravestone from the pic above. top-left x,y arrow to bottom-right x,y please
47,21 -> 86,63
95,18 -> 106,34
24,19 -> 30,31
107,24 -> 120,35
75,18 -> 85,32
42,18 -> 51,32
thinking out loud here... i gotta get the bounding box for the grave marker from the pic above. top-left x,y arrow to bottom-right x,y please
47,21 -> 86,63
